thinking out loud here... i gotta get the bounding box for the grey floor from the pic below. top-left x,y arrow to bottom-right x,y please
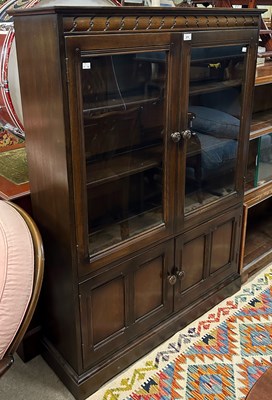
0,354 -> 76,400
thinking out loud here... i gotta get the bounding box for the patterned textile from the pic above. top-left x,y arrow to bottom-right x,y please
0,147 -> 28,184
0,129 -> 23,148
88,265 -> 272,400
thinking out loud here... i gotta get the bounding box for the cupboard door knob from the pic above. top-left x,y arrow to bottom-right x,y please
177,270 -> 185,280
181,129 -> 192,140
171,132 -> 181,143
168,274 -> 177,285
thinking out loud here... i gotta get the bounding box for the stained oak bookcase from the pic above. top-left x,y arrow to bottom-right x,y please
241,61 -> 272,281
12,5 -> 260,399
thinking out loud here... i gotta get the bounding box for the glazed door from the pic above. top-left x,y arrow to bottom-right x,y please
175,30 -> 258,231
65,33 -> 179,271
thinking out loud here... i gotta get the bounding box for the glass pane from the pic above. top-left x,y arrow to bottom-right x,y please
246,133 -> 272,190
257,133 -> 272,185
185,45 -> 246,214
245,138 -> 259,191
80,52 -> 167,255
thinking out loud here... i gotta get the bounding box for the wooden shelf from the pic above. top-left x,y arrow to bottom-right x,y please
245,180 -> 272,207
86,145 -> 162,187
189,79 -> 242,96
259,30 -> 272,35
243,203 -> 272,271
250,109 -> 272,139
255,62 -> 272,85
257,51 -> 272,59
244,233 -> 272,270
88,206 -> 162,255
83,95 -> 162,115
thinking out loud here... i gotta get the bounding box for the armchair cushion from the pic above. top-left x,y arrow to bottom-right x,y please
0,201 -> 34,360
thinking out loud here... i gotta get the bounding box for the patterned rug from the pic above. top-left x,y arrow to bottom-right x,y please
0,147 -> 28,185
88,265 -> 272,400
0,129 -> 23,148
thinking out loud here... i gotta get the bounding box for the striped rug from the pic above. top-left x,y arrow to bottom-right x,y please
89,265 -> 272,400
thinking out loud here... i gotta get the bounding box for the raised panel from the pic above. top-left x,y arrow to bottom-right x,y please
182,236 -> 205,292
134,257 -> 163,320
210,220 -> 233,273
174,228 -> 208,312
91,277 -> 125,345
80,268 -> 128,368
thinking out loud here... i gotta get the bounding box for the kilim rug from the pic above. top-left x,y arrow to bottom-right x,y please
88,264 -> 272,400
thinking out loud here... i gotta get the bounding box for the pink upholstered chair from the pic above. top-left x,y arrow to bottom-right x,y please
0,200 -> 44,376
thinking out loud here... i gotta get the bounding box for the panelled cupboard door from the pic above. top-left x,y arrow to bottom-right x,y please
174,207 -> 242,312
65,33 -> 181,273
79,240 -> 174,369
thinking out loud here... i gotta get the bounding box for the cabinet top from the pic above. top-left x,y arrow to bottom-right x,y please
10,6 -> 262,33
10,4 -> 262,16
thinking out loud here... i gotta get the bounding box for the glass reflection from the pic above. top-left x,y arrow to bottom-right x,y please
246,133 -> 272,189
185,45 -> 246,214
257,133 -> 272,185
81,52 -> 167,254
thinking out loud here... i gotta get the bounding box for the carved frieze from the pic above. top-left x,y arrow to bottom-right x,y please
63,13 -> 259,33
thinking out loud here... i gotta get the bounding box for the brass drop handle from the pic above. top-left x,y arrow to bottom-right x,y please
181,129 -> 192,140
176,270 -> 185,280
171,132 -> 181,143
168,270 -> 185,285
168,274 -> 177,285
171,130 -> 193,143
